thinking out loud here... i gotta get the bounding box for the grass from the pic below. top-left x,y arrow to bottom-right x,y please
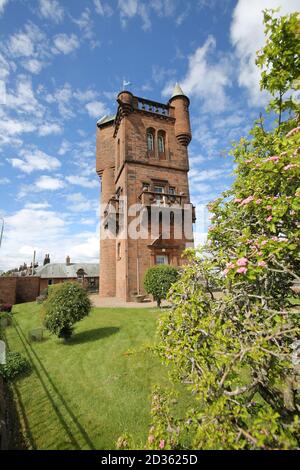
4,302 -> 181,450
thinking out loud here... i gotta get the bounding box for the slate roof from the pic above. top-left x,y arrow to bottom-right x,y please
96,114 -> 116,127
170,82 -> 187,99
34,263 -> 99,279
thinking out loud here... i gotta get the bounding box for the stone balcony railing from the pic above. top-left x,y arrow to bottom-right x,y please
103,197 -> 123,229
136,97 -> 170,116
139,190 -> 196,222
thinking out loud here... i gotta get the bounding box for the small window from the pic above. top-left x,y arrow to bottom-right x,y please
169,187 -> 175,195
156,255 -> 168,265
147,131 -> 154,151
77,269 -> 85,283
154,186 -> 164,200
158,134 -> 165,153
117,242 -> 121,259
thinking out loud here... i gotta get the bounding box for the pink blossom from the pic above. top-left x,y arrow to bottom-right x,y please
284,164 -> 298,170
266,205 -> 272,210
266,155 -> 279,163
226,262 -> 235,269
159,440 -> 165,449
258,261 -> 266,267
261,240 -> 268,246
148,435 -> 155,444
286,126 -> 300,138
237,267 -> 248,274
237,257 -> 248,267
234,198 -> 242,203
245,159 -> 254,164
255,199 -> 262,204
266,215 -> 273,222
257,251 -> 263,256
241,196 -> 255,205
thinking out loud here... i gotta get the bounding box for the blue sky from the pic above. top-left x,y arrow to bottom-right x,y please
0,0 -> 298,270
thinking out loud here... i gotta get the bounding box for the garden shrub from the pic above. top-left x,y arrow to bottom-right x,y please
144,265 -> 179,307
43,281 -> 91,340
0,352 -> 31,381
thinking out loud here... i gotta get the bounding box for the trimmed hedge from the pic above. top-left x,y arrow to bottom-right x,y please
43,281 -> 91,340
144,264 -> 179,307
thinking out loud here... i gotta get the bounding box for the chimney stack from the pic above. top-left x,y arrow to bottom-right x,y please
43,254 -> 50,265
66,255 -> 71,266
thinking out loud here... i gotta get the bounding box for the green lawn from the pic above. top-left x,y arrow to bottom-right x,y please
4,303 -> 179,450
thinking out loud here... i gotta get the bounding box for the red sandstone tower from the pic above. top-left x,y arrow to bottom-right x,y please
96,84 -> 195,301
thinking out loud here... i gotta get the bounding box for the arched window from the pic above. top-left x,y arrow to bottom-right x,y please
147,129 -> 154,152
158,134 -> 164,153
157,130 -> 166,159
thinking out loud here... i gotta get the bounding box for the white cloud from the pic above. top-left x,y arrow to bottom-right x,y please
8,31 -> 34,57
0,52 -> 11,79
0,204 -> 99,270
38,122 -> 62,136
230,0 -> 300,106
0,177 -> 10,184
22,58 -> 45,74
39,0 -> 64,23
0,118 -> 36,136
5,76 -> 44,117
190,168 -> 231,183
7,23 -> 46,59
9,149 -> 61,174
25,202 -> 51,209
0,0 -> 9,15
69,234 -> 99,260
35,175 -> 64,190
85,100 -> 108,118
52,34 -> 79,55
118,0 -> 151,30
94,0 -> 113,16
5,23 -> 49,74
74,88 -> 98,102
163,36 -> 232,112
66,175 -> 98,188
58,139 -> 71,155
45,82 -> 73,118
65,193 -> 92,212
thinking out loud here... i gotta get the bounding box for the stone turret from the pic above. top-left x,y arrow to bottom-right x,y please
169,83 -> 191,146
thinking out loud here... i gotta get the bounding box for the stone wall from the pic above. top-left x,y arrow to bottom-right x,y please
0,277 -> 17,304
0,277 -> 40,304
16,277 -> 40,304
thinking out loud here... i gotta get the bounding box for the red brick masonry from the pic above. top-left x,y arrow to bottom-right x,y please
0,277 -> 40,305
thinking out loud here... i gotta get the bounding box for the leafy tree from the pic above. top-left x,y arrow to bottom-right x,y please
144,10 -> 300,450
256,9 -> 300,124
144,265 -> 179,307
44,282 -> 91,340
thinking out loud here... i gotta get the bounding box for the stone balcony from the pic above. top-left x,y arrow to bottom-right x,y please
136,97 -> 170,117
103,196 -> 123,229
139,189 -> 196,222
